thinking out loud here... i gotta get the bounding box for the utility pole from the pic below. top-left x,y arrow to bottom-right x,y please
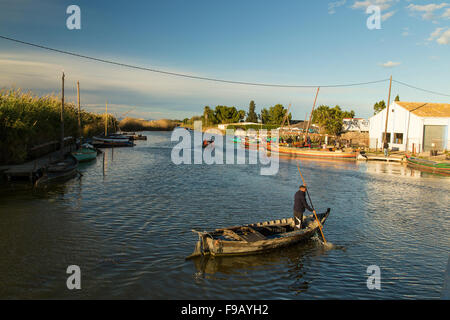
305,87 -> 320,142
383,75 -> 393,145
60,72 -> 65,158
77,81 -> 81,141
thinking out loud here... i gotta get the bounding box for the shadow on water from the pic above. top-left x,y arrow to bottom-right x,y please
192,237 -> 345,275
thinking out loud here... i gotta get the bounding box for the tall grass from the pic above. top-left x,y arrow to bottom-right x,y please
119,117 -> 179,131
0,89 -> 117,164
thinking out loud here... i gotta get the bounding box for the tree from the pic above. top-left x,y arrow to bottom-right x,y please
202,106 -> 217,126
245,100 -> 258,123
373,100 -> 386,115
260,108 -> 270,124
311,105 -> 355,135
259,104 -> 291,125
214,105 -> 245,124
394,95 -> 400,102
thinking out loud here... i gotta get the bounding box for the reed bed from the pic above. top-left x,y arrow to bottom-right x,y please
119,117 -> 179,131
0,89 -> 117,164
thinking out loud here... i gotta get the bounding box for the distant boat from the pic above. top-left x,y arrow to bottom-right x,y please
202,139 -> 214,148
406,155 -> 450,175
92,136 -> 134,148
35,154 -> 78,187
71,143 -> 98,162
266,144 -> 357,160
187,209 -> 330,258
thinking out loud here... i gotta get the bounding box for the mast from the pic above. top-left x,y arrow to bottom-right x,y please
305,87 -> 320,142
77,81 -> 81,141
60,72 -> 65,157
105,101 -> 108,136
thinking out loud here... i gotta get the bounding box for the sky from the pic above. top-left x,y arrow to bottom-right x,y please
0,0 -> 449,120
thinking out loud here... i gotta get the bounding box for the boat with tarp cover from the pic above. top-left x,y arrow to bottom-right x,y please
406,155 -> 450,175
187,209 -> 330,258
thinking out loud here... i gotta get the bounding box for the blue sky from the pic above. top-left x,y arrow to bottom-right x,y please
0,0 -> 449,120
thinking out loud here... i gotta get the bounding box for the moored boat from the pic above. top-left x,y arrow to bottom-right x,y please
266,144 -> 357,160
92,136 -> 134,148
35,154 -> 79,187
71,143 -> 98,162
406,155 -> 450,175
187,208 -> 330,258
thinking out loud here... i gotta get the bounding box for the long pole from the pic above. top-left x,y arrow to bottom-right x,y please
383,75 -> 393,145
60,72 -> 65,158
105,101 -> 108,137
305,87 -> 320,142
77,81 -> 81,141
296,161 -> 327,244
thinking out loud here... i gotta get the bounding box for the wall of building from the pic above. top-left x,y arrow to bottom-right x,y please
369,102 -> 449,152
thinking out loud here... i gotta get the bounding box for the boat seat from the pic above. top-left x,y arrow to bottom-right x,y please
234,227 -> 267,242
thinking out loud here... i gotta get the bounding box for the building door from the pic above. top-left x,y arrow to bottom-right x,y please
423,125 -> 446,151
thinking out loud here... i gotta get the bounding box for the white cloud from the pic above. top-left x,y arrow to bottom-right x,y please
401,27 -> 409,36
382,10 -> 396,21
442,8 -> 450,18
379,61 -> 401,68
351,0 -> 397,11
436,28 -> 450,44
328,0 -> 347,14
406,2 -> 449,20
428,27 -> 445,41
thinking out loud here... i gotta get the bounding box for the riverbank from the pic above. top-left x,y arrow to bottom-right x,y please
0,89 -> 118,165
119,117 -> 180,132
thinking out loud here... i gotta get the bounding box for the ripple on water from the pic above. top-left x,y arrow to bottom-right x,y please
0,132 -> 448,299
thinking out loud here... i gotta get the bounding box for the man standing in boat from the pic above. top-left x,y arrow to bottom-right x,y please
293,185 -> 313,229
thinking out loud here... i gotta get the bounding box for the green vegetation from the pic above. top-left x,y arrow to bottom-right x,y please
374,95 -> 399,115
245,100 -> 258,123
311,105 -> 355,136
260,104 -> 291,125
185,101 -> 292,127
0,89 -> 118,164
225,124 -> 279,131
119,118 -> 180,131
373,100 -> 386,115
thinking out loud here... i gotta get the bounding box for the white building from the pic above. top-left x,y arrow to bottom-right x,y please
342,118 -> 369,132
369,101 -> 450,152
217,122 -> 259,130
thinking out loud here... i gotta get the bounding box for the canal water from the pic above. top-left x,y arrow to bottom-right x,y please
0,131 -> 449,299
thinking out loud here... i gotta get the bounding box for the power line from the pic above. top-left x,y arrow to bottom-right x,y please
1,35 -> 449,98
0,35 -> 389,88
392,79 -> 450,98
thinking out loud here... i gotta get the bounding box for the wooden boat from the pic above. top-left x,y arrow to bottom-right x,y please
202,139 -> 214,148
132,134 -> 147,141
406,155 -> 450,175
266,144 -> 357,160
35,154 -> 78,187
187,208 -> 330,258
71,144 -> 98,162
92,136 -> 134,148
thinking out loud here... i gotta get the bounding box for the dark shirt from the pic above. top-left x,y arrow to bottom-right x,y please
294,190 -> 313,213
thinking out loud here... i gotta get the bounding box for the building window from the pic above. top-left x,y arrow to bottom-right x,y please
394,133 -> 403,144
